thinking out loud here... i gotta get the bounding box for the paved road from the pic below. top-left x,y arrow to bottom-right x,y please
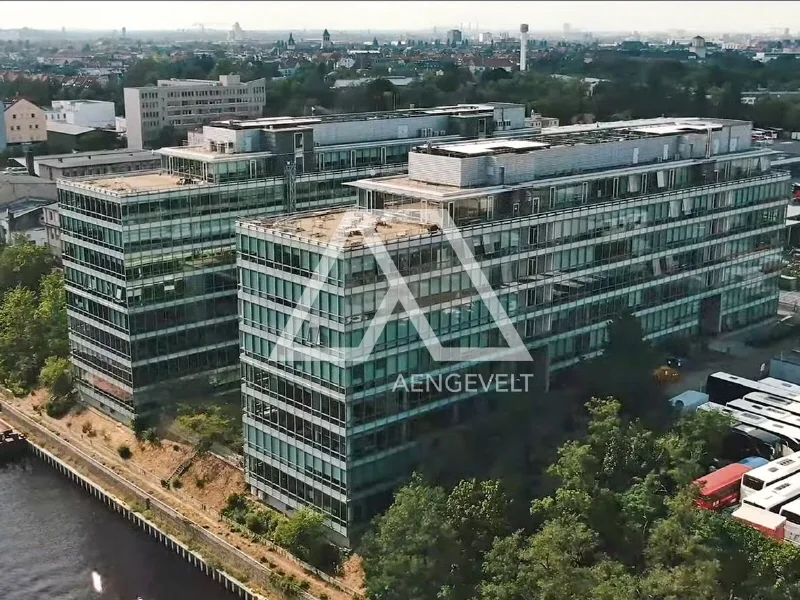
665,327 -> 800,398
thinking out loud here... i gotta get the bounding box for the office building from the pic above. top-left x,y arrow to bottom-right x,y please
3,98 -> 47,145
237,117 -> 788,544
59,103 -> 532,423
45,100 -> 116,129
123,75 -> 267,150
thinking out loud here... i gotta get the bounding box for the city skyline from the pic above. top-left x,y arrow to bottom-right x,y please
0,1 -> 798,35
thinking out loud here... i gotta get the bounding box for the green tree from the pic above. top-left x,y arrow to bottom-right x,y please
362,475 -> 456,600
0,286 -> 45,392
272,506 -> 328,566
36,271 -> 68,358
579,311 -> 670,426
0,235 -> 54,297
38,355 -> 72,396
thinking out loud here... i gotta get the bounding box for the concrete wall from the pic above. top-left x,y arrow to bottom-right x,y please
313,114 -> 452,146
408,151 -> 487,187
124,88 -> 144,149
50,100 -> 116,128
0,102 -> 6,151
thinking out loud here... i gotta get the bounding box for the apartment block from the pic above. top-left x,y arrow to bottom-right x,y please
4,98 -> 47,145
59,103 -> 531,423
237,117 -> 789,544
123,75 -> 267,150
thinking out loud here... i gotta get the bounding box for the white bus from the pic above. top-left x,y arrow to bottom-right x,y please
699,402 -> 800,452
761,377 -> 800,395
743,391 -> 800,417
728,399 -> 800,430
743,472 -> 800,513
779,497 -> 800,545
740,452 -> 800,498
706,372 -> 800,404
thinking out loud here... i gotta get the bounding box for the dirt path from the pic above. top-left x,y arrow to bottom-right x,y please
11,393 -> 363,600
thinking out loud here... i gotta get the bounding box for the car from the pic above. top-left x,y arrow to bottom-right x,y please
666,356 -> 689,369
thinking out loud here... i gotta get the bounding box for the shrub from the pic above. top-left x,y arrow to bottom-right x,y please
195,477 -> 206,489
172,479 -> 183,489
320,594 -> 329,600
44,394 -> 76,419
298,580 -> 310,590
117,444 -> 132,459
143,427 -> 160,445
273,507 -> 329,567
81,421 -> 95,437
39,356 -> 72,396
160,479 -> 170,488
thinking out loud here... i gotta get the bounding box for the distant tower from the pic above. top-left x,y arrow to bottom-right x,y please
321,28 -> 332,50
520,23 -> 529,71
287,32 -> 295,50
121,26 -> 126,38
691,35 -> 706,59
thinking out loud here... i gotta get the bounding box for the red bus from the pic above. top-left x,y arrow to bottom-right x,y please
694,462 -> 754,510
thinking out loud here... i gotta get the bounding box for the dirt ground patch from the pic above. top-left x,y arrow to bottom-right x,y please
11,390 -> 365,599
176,452 -> 245,513
341,554 -> 365,593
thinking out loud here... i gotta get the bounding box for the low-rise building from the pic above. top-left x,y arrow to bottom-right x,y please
45,100 -> 116,129
34,148 -> 161,181
3,98 -> 47,145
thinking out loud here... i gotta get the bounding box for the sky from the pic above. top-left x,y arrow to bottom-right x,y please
0,1 -> 798,34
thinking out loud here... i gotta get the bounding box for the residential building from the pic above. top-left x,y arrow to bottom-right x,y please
3,98 -> 47,145
237,117 -> 788,545
44,202 -> 61,259
0,196 -> 51,246
123,75 -> 267,150
33,149 -> 161,181
59,103 -> 533,424
448,29 -> 463,45
45,100 -> 116,129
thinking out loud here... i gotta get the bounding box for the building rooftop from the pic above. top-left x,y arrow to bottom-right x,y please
241,208 -> 439,249
78,172 -> 199,194
210,103 -> 513,130
37,149 -> 159,169
46,121 -> 97,136
423,117 -> 730,158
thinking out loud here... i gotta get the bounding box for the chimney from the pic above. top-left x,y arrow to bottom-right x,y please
24,147 -> 35,176
519,24 -> 529,72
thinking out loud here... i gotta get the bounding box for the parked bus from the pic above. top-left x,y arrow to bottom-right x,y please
761,377 -> 800,397
706,372 -> 800,405
728,399 -> 800,429
733,504 -> 786,540
741,453 -> 800,499
743,391 -> 800,416
739,456 -> 770,469
694,462 -> 754,510
743,472 -> 800,514
779,497 -> 800,546
698,402 -> 800,453
724,424 -> 787,462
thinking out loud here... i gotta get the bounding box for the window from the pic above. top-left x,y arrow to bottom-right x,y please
12,114 -> 16,119
294,132 -> 304,151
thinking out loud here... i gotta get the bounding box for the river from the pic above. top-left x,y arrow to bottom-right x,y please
0,455 -> 240,600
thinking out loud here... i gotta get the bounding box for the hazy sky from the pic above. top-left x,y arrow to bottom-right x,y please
1,1 -> 797,34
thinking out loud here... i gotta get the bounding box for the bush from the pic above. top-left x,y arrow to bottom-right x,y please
273,507 -> 329,567
160,479 -> 170,488
142,427 -> 160,446
81,421 -> 94,435
320,593 -> 329,600
117,444 -> 132,459
44,394 -> 76,419
298,580 -> 310,590
195,477 -> 206,489
39,356 -> 72,396
172,479 -> 183,489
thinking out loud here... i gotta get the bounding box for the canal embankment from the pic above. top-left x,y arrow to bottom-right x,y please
0,401 -> 347,600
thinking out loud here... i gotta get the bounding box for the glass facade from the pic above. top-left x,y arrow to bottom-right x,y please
238,133 -> 790,545
59,148 -> 409,422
